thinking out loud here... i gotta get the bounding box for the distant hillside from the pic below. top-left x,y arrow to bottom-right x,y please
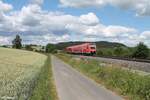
55,41 -> 126,50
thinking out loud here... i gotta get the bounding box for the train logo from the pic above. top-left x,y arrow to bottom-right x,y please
66,43 -> 96,55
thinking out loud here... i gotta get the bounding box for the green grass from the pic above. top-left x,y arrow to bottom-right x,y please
56,53 -> 150,100
30,54 -> 58,100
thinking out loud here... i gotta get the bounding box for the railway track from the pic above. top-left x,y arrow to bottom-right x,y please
72,54 -> 150,72
71,53 -> 150,63
93,56 -> 150,63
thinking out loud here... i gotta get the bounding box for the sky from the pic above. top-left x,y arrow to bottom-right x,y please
0,0 -> 150,47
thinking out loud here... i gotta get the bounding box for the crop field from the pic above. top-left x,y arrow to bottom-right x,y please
0,47 -> 47,99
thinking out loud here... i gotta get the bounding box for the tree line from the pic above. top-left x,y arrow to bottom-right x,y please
8,35 -> 150,59
97,42 -> 150,59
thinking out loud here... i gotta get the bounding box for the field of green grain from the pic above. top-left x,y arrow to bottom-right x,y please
0,47 -> 47,99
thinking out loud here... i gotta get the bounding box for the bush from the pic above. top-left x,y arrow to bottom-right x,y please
97,48 -> 114,56
46,44 -> 57,53
98,67 -> 150,99
132,42 -> 149,59
25,45 -> 33,51
97,49 -> 104,56
113,47 -> 123,56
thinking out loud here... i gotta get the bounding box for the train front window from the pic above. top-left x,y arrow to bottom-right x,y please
90,47 -> 95,49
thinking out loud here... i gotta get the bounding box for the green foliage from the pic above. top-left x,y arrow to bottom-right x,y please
149,49 -> 150,58
97,47 -> 129,57
132,42 -> 149,59
97,43 -> 150,59
57,54 -> 150,100
97,49 -> 104,56
46,44 -> 57,53
25,45 -> 33,51
97,48 -> 114,56
114,47 -> 131,57
114,47 -> 124,56
99,67 -> 150,100
12,34 -> 22,49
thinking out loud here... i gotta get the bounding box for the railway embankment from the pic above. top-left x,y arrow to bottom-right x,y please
74,55 -> 150,73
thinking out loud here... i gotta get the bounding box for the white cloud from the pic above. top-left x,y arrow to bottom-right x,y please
0,1 -> 13,12
103,25 -> 137,37
79,12 -> 99,25
22,33 -> 71,45
59,0 -> 150,16
0,1 -> 150,47
140,31 -> 150,39
30,0 -> 44,5
59,0 -> 106,8
0,36 -> 10,45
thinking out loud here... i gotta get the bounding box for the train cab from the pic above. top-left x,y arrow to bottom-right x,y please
66,43 -> 96,55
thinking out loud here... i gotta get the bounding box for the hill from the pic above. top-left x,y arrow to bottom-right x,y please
54,41 -> 126,50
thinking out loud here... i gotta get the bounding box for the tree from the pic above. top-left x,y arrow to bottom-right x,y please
25,45 -> 33,51
132,42 -> 149,59
97,50 -> 104,56
114,47 -> 123,56
46,43 -> 57,53
12,35 -> 22,49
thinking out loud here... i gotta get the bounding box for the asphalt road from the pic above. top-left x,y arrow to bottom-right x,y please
51,55 -> 123,100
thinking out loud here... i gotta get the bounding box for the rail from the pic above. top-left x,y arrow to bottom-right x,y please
92,55 -> 150,63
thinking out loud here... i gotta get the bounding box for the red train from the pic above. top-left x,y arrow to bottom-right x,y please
66,43 -> 96,55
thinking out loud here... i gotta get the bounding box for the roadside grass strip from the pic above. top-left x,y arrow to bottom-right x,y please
56,53 -> 150,100
30,54 -> 58,100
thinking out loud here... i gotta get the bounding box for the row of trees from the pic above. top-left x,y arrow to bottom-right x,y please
10,35 -> 150,59
11,35 -> 57,53
97,42 -> 150,59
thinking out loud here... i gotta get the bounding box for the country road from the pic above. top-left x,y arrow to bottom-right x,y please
51,55 -> 123,100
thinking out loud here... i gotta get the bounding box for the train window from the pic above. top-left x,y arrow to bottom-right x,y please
91,47 -> 95,49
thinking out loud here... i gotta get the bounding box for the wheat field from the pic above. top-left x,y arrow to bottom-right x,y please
0,47 -> 47,100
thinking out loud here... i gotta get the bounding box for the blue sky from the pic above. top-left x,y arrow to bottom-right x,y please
0,0 -> 150,46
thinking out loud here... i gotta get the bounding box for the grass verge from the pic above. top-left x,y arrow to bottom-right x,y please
56,53 -> 150,100
30,54 -> 58,100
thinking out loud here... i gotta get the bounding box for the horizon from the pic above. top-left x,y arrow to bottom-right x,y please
0,0 -> 150,47
1,40 -> 145,48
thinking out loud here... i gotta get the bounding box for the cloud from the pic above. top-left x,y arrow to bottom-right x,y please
140,31 -> 150,39
0,1 -> 150,47
103,25 -> 137,37
0,36 -> 11,45
30,0 -> 44,5
0,1 -> 13,12
59,0 -> 106,8
22,33 -> 71,44
59,0 -> 150,16
79,12 -> 100,25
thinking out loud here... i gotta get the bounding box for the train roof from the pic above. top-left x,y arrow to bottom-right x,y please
66,43 -> 96,48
